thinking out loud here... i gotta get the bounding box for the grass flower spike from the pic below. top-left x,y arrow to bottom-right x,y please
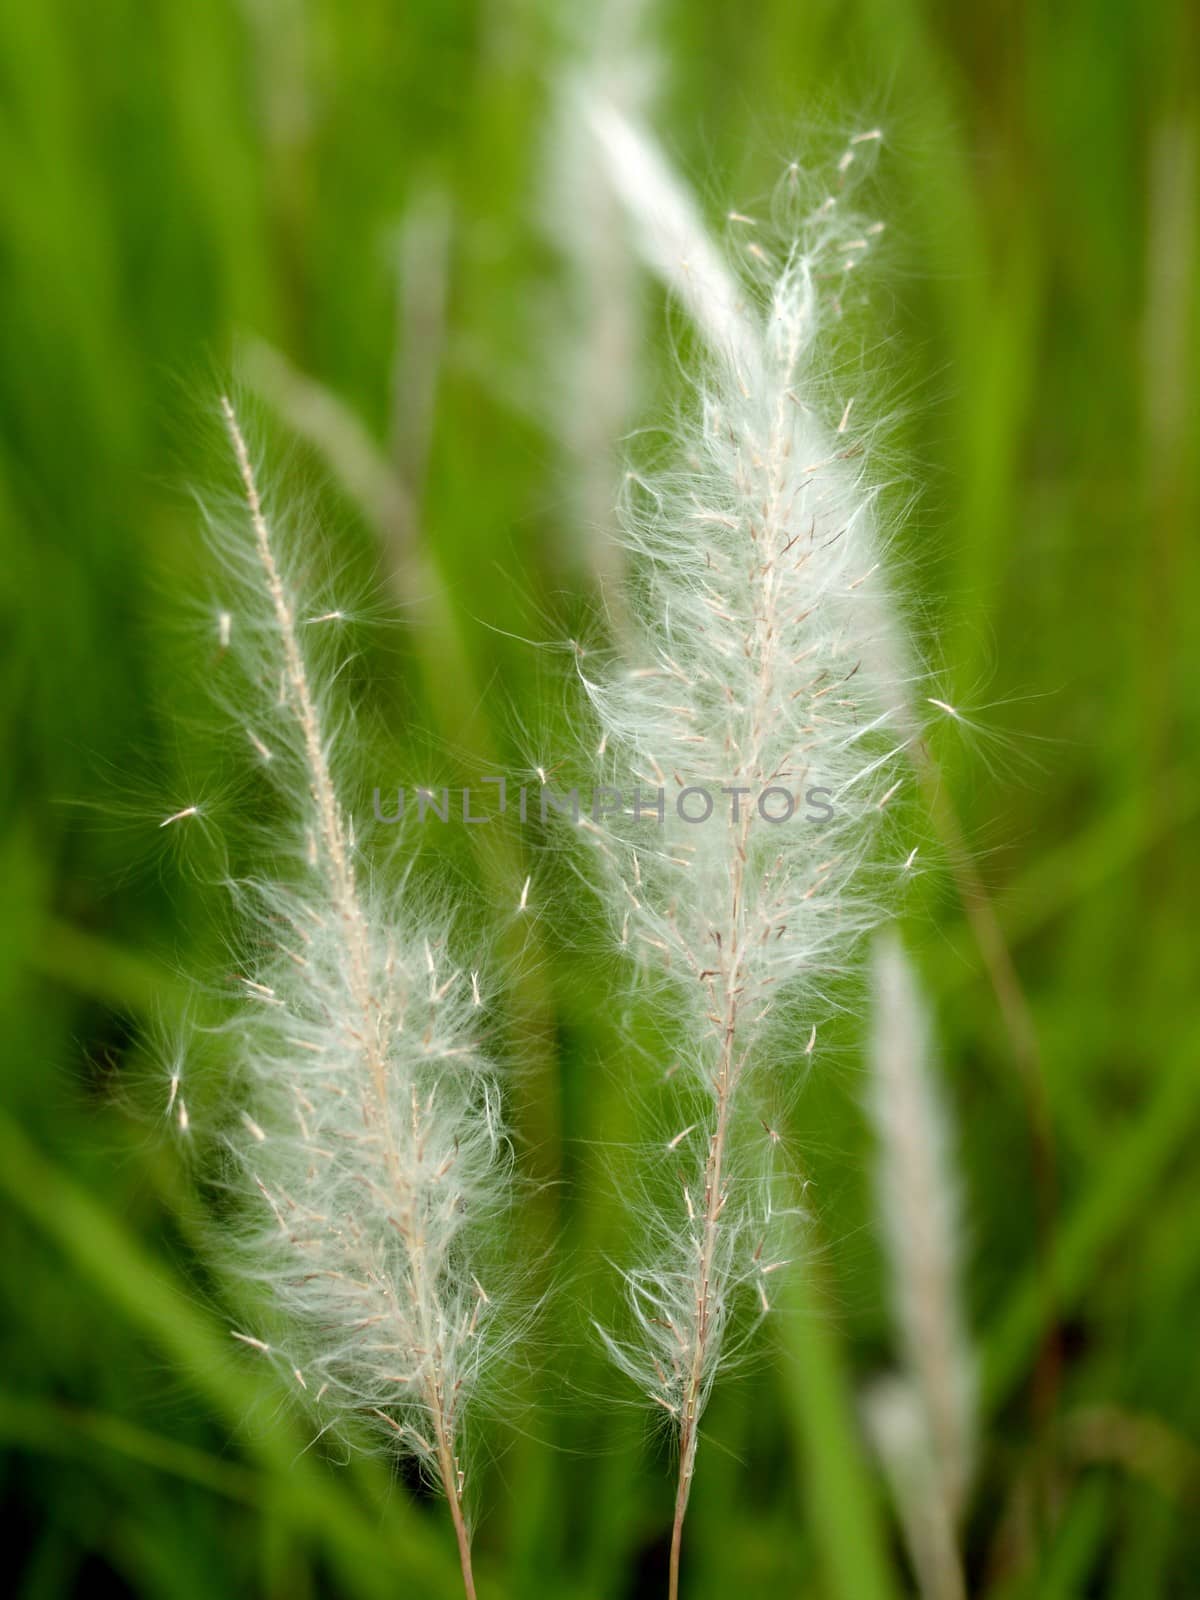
864,932 -> 976,1600
196,399 -> 507,1599
581,106 -> 919,1595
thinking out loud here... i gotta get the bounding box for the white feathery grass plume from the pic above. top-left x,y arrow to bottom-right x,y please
864,931 -> 975,1600
196,397 -> 507,1600
589,97 -> 1044,1135
861,1375 -> 967,1600
578,105 -> 920,1596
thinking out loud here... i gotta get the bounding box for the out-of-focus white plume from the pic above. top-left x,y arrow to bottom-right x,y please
547,1 -> 661,615
864,931 -> 976,1600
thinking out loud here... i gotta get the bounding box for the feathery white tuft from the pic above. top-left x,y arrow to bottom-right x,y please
199,399 -> 504,1598
579,104 -> 921,1587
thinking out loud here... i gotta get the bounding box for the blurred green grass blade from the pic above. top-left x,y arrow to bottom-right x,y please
1111,1485 -> 1176,1600
32,919 -> 193,1019
983,1029 -> 1200,1411
950,238 -> 1042,684
15,1521 -> 83,1600
0,1394 -> 262,1505
1025,1477 -> 1110,1600
778,1258 -> 901,1600
932,774 -> 1200,985
0,1109 -> 466,1599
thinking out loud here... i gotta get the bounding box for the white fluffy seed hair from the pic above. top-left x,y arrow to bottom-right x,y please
577,102 -> 925,1530
190,399 -> 507,1585
867,933 -> 976,1530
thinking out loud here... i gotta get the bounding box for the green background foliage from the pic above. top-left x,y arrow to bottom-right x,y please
1,0 -> 1197,1594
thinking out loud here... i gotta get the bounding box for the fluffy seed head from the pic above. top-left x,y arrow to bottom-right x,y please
580,104 -> 922,1471
194,400 -> 508,1513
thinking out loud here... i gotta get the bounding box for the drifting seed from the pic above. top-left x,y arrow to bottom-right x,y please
372,1409 -> 416,1446
160,805 -> 199,828
254,1176 -> 289,1236
668,1123 -> 698,1152
231,1331 -> 270,1354
848,563 -> 880,590
241,1111 -> 266,1143
517,875 -> 531,913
